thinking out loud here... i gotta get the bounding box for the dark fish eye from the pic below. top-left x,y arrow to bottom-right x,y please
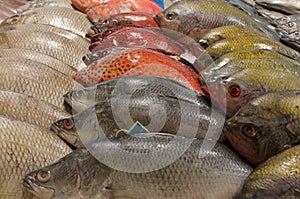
281,17 -> 287,21
287,22 -> 294,28
165,12 -> 177,21
8,16 -> 19,24
37,171 -> 51,183
63,119 -> 74,130
228,84 -> 241,97
293,31 -> 299,36
242,124 -> 257,138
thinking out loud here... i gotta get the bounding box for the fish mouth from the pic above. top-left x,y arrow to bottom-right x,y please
153,14 -> 161,25
21,178 -> 34,191
21,177 -> 55,199
50,123 -> 61,135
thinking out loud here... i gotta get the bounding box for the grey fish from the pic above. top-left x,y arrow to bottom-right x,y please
281,30 -> 300,52
22,134 -> 252,199
0,116 -> 71,199
272,14 -> 300,26
64,76 -> 205,112
0,57 -> 83,109
0,7 -> 92,38
52,92 -> 225,148
16,0 -> 73,12
276,20 -> 300,35
256,8 -> 286,21
256,0 -> 300,15
0,48 -> 76,76
0,29 -> 88,70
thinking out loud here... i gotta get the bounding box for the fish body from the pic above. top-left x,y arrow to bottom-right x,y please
0,90 -> 70,128
16,0 -> 73,12
86,0 -> 162,23
0,7 -> 92,38
22,134 -> 252,199
71,0 -> 108,13
272,14 -> 300,26
239,145 -> 300,198
256,8 -> 286,21
0,29 -> 88,70
206,35 -> 300,60
64,76 -> 204,112
276,20 -> 300,35
0,116 -> 71,199
0,57 -> 83,109
51,93 -> 224,148
224,90 -> 300,166
256,0 -> 300,15
204,68 -> 300,117
74,48 -> 203,94
281,30 -> 300,52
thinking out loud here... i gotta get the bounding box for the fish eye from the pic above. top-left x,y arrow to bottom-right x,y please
242,124 -> 257,138
7,16 -> 19,24
281,17 -> 287,21
37,171 -> 51,183
165,12 -> 177,21
228,84 -> 241,97
63,119 -> 74,130
287,22 -> 294,28
293,31 -> 299,36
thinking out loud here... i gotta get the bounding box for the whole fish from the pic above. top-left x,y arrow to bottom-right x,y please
0,48 -> 76,76
0,24 -> 90,49
224,90 -> 300,166
64,76 -> 204,112
154,0 -> 272,41
276,20 -> 300,35
256,0 -> 300,15
0,7 -> 92,38
272,14 -> 300,26
71,0 -> 107,13
88,12 -> 159,37
51,93 -> 224,148
74,48 -> 203,94
281,30 -> 300,52
0,90 -> 70,128
206,35 -> 300,60
238,145 -> 300,198
203,68 -> 300,117
0,57 -> 83,109
22,134 -> 252,199
0,116 -> 71,199
86,0 -> 162,24
0,29 -> 88,70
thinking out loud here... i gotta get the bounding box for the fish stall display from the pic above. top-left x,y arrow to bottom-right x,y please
0,0 -> 299,198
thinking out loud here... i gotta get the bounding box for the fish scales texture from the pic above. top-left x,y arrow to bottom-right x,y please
0,90 -> 70,128
225,90 -> 300,165
0,48 -> 76,76
0,29 -> 88,70
0,116 -> 72,199
239,145 -> 300,198
0,57 -> 83,109
0,7 -> 93,38
22,135 -> 252,199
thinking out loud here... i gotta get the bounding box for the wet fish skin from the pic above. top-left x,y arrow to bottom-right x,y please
238,145 -> 300,198
0,116 -> 72,199
22,134 -> 252,199
0,90 -> 70,129
0,29 -> 88,70
52,93 -> 224,148
0,57 -> 83,109
224,90 -> 300,166
272,14 -> 300,26
16,0 -> 73,13
203,68 -> 300,117
0,48 -> 76,76
276,20 -> 300,35
64,76 -> 205,112
256,8 -> 286,21
71,0 -> 108,13
256,0 -> 300,15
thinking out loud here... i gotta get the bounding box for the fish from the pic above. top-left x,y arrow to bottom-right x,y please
0,7 -> 93,38
16,0 -> 73,12
154,0 -> 272,41
199,25 -> 265,48
203,68 -> 300,117
0,48 -> 76,76
88,12 -> 159,37
224,90 -> 300,166
276,20 -> 300,35
256,8 -> 286,21
22,134 -> 252,199
238,145 -> 300,198
64,76 -> 205,112
0,24 -> 90,49
71,0 -> 108,13
0,116 -> 72,199
0,57 -> 83,109
86,0 -> 162,24
281,30 -> 300,52
256,0 -> 300,15
51,92 -> 225,148
205,35 -> 300,60
74,48 -> 203,94
0,29 -> 88,70
0,90 -> 70,128
271,14 -> 300,26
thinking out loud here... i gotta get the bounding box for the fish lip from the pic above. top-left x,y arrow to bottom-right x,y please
153,14 -> 161,25
21,178 -> 34,191
21,176 -> 55,199
50,123 -> 61,135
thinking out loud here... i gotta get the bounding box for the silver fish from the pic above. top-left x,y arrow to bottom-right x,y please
256,0 -> 300,15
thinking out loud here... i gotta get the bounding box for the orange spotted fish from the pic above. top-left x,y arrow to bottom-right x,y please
74,48 -> 203,94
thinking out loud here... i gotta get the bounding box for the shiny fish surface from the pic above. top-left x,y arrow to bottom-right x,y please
0,57 -> 83,109
0,29 -> 88,70
0,116 -> 71,199
22,134 -> 252,199
0,90 -> 70,128
281,30 -> 300,52
276,20 -> 300,35
16,0 -> 73,12
256,0 -> 300,15
272,14 -> 300,26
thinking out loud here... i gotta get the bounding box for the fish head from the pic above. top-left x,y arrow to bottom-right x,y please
282,30 -> 300,41
271,16 -> 291,26
0,15 -> 22,27
64,88 -> 95,112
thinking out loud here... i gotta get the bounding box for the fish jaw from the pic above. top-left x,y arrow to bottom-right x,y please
63,92 -> 89,113
22,177 -> 55,199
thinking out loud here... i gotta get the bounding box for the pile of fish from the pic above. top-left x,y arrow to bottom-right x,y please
0,0 -> 299,198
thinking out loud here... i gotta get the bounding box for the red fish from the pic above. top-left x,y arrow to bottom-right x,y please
86,0 -> 162,23
71,0 -> 108,13
74,48 -> 203,94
